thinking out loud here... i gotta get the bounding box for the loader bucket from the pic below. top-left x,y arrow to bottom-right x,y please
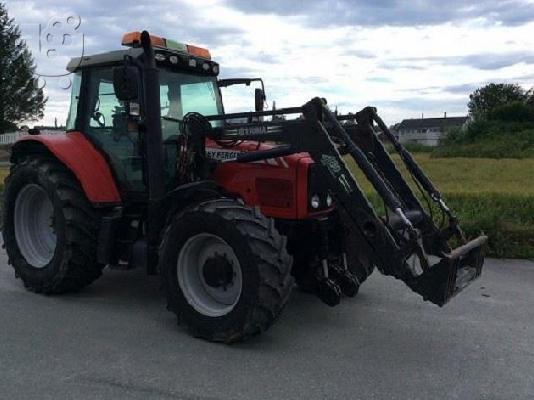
406,236 -> 487,306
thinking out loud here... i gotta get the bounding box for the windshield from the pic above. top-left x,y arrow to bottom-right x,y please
159,69 -> 223,139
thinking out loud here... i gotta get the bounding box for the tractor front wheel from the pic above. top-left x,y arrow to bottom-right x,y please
2,156 -> 104,293
159,198 -> 294,343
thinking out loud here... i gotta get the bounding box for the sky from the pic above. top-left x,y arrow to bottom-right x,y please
5,0 -> 534,127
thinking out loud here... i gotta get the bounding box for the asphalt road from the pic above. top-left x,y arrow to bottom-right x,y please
1,250 -> 533,400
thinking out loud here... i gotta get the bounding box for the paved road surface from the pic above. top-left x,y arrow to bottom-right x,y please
1,249 -> 533,400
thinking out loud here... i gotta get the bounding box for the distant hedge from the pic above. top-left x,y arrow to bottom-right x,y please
434,120 -> 534,159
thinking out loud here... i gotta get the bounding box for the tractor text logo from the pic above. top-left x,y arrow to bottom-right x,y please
34,15 -> 85,91
206,148 -> 241,161
237,125 -> 268,136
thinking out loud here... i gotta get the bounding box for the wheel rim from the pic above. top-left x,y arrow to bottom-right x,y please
14,184 -> 57,268
177,233 -> 242,317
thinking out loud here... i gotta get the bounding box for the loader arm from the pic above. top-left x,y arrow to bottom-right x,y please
202,97 -> 486,306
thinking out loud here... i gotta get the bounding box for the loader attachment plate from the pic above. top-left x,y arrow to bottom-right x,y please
405,236 -> 487,306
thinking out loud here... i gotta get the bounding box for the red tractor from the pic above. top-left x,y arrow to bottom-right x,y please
2,31 -> 487,342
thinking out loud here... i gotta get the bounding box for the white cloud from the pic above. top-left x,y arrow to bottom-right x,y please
5,0 -> 534,127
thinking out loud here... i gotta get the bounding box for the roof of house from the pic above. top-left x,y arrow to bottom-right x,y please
397,116 -> 468,130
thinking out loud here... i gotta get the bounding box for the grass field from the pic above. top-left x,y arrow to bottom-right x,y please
0,168 -> 8,183
347,154 -> 534,196
346,154 -> 534,259
0,155 -> 533,259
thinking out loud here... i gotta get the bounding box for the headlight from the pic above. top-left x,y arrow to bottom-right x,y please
310,194 -> 321,209
326,193 -> 333,207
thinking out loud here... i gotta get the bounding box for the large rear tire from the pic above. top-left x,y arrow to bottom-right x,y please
2,156 -> 104,293
159,198 -> 293,343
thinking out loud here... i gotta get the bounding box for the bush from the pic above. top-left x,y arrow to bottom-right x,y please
488,101 -> 534,122
401,142 -> 435,153
442,126 -> 467,144
436,119 -> 534,158
0,121 -> 18,133
383,142 -> 434,154
434,129 -> 534,158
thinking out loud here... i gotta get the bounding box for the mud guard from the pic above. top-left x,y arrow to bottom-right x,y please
12,132 -> 121,205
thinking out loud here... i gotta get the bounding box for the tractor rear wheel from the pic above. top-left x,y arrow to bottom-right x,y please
2,156 -> 104,293
159,198 -> 293,343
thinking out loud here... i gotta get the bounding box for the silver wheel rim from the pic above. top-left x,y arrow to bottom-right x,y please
14,184 -> 57,268
177,233 -> 242,317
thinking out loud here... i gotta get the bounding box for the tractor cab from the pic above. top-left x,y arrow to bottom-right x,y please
65,32 -> 223,192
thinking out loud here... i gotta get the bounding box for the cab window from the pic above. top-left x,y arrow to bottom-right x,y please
83,67 -> 144,192
66,73 -> 81,130
159,70 -> 222,140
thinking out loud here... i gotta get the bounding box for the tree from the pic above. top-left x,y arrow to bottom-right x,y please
0,3 -> 46,133
526,88 -> 534,106
467,83 -> 526,120
487,101 -> 534,123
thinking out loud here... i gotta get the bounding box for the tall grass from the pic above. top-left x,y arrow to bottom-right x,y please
346,154 -> 534,259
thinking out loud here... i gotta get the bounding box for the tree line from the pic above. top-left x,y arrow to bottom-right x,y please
0,2 -> 46,133
468,83 -> 534,123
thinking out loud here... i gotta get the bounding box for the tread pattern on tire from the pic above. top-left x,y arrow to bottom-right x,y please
3,155 -> 104,294
160,198 -> 294,343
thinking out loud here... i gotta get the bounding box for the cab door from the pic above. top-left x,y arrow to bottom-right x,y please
80,66 -> 145,193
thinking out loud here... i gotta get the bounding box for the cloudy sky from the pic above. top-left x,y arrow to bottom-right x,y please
6,0 -> 534,126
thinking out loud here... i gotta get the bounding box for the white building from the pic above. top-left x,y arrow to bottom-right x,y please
395,115 -> 468,146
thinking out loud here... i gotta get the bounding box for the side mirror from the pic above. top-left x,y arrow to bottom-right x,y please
113,66 -> 139,101
255,88 -> 266,112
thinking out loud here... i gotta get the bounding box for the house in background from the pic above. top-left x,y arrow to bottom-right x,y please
394,114 -> 469,146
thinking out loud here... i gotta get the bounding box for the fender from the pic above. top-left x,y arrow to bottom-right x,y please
165,180 -> 222,202
163,180 -> 224,220
12,132 -> 121,205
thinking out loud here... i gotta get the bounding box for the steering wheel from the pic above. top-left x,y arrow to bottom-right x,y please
162,116 -> 180,123
92,111 -> 106,127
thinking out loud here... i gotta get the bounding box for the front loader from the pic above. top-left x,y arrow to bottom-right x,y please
2,31 -> 486,343
201,99 -> 486,307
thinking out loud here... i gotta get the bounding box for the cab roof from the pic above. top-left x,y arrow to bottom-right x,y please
66,48 -> 143,73
66,47 -> 219,76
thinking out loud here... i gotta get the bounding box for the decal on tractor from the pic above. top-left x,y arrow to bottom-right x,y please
237,125 -> 268,136
206,148 -> 242,161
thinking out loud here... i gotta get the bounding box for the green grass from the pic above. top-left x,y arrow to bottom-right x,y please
399,142 -> 435,153
346,154 -> 534,259
444,193 -> 534,259
0,167 -> 8,184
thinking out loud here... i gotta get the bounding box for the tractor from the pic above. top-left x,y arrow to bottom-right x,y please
2,31 -> 487,343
